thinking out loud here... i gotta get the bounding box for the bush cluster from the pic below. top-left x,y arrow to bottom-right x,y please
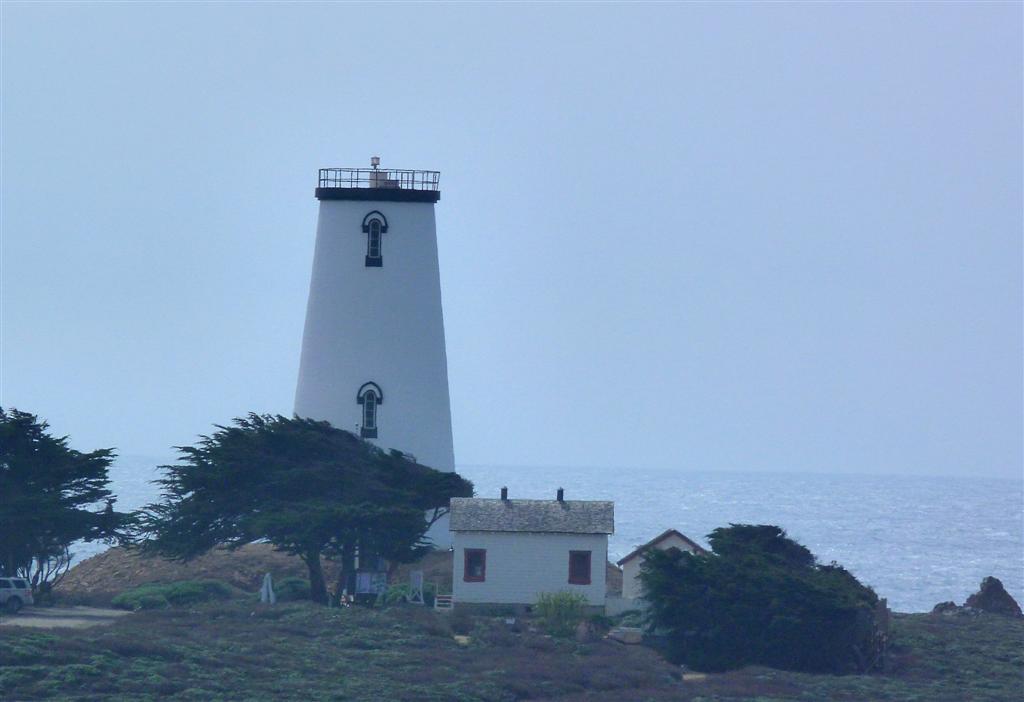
640,524 -> 882,674
379,582 -> 436,607
111,580 -> 234,610
535,591 -> 587,637
273,577 -> 311,602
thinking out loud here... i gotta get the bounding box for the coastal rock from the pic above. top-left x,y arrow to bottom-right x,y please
575,620 -> 599,643
964,577 -> 1023,618
608,626 -> 643,644
931,601 -> 960,615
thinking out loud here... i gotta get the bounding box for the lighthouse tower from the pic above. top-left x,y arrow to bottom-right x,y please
294,159 -> 456,543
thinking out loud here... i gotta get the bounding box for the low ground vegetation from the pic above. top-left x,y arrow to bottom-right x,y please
110,580 -> 236,611
0,598 -> 1020,701
57,543 -> 320,607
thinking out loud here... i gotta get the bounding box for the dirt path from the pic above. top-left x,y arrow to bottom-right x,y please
0,606 -> 130,629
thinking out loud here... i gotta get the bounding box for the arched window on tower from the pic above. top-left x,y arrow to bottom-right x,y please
356,382 -> 383,438
361,211 -> 388,267
367,220 -> 382,261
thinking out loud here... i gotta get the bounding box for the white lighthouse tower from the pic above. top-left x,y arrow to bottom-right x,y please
294,159 -> 456,543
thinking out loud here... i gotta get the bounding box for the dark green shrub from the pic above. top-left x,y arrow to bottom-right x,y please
378,581 -> 437,607
587,613 -> 614,633
707,523 -> 815,568
274,577 -> 311,602
470,605 -> 517,618
111,589 -> 170,611
161,580 -> 233,605
535,591 -> 587,637
382,583 -> 411,605
640,524 -> 881,674
112,580 -> 234,611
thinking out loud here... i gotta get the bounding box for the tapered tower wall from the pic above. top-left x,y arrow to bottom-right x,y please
295,170 -> 455,543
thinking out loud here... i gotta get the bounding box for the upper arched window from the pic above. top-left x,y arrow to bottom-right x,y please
356,382 -> 383,438
361,211 -> 388,267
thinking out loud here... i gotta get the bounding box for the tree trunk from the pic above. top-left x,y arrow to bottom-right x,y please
303,549 -> 328,605
332,540 -> 356,606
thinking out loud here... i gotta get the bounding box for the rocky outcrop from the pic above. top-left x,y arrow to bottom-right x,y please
932,577 -> 1024,618
575,620 -> 600,643
965,577 -> 1023,618
607,626 -> 644,644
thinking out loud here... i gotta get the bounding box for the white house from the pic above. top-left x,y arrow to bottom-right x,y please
450,489 -> 614,611
617,529 -> 707,601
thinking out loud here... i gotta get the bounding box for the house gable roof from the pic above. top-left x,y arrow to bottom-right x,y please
449,497 -> 614,534
616,528 -> 707,566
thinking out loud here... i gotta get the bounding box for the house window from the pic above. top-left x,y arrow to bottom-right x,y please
361,211 -> 388,267
356,382 -> 383,439
568,550 -> 592,585
464,549 -> 486,582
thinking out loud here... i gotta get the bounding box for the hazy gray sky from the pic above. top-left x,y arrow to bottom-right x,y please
2,2 -> 1021,478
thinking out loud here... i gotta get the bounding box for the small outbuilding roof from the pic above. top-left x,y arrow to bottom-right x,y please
616,528 -> 707,566
450,497 -> 614,534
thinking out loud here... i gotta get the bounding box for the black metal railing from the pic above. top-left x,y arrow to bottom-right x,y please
318,168 -> 440,191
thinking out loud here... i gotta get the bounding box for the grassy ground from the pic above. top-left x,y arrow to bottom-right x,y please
0,602 -> 1021,701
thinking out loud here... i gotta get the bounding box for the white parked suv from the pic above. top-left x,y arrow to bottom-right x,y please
0,577 -> 33,613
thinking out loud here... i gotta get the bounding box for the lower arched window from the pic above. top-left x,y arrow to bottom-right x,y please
362,393 -> 377,432
356,382 -> 383,438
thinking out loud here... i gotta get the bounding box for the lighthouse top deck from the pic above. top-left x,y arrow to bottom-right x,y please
316,167 -> 441,203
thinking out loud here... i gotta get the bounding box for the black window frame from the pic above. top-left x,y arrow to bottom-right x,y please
361,211 -> 388,267
366,218 -> 383,266
356,382 -> 383,439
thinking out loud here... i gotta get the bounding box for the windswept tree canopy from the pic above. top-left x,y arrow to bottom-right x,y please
0,408 -> 132,590
140,414 -> 474,604
640,523 -> 882,674
706,524 -> 816,569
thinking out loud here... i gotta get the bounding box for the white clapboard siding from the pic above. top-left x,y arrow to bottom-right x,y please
453,531 -> 608,606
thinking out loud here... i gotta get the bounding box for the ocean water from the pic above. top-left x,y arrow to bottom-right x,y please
77,458 -> 1023,613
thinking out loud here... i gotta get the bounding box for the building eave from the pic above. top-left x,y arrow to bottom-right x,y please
616,528 -> 707,566
315,187 -> 440,203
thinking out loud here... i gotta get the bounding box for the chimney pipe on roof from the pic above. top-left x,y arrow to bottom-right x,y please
556,487 -> 564,502
500,487 -> 508,501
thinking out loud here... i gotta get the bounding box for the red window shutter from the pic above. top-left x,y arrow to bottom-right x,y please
568,550 -> 591,585
464,549 -> 486,582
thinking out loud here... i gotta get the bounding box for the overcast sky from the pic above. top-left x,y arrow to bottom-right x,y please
2,2 -> 1021,478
